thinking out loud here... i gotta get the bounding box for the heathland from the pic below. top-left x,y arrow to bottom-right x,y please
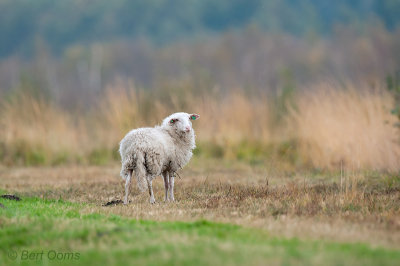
1,2 -> 400,264
1,162 -> 400,265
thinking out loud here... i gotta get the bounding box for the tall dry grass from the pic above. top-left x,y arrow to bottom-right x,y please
94,83 -> 168,150
288,83 -> 400,170
0,82 -> 399,170
94,82 -> 273,160
0,94 -> 89,165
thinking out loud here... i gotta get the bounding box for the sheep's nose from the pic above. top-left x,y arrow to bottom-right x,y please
185,126 -> 191,132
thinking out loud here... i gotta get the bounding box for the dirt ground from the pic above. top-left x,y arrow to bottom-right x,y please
1,162 -> 399,249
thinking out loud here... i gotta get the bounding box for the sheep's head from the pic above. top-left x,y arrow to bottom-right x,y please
162,112 -> 200,136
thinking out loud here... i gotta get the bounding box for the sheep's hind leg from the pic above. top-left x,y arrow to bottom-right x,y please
123,170 -> 133,205
147,177 -> 156,204
162,172 -> 170,202
169,172 -> 175,202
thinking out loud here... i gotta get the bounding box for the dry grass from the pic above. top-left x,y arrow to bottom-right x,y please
0,81 -> 399,171
0,94 -> 90,165
95,83 -> 273,152
1,162 -> 399,249
289,84 -> 400,170
194,92 -> 272,144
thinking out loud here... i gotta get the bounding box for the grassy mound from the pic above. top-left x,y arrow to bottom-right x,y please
1,196 -> 399,266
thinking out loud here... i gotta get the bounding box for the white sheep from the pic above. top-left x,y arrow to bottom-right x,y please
119,112 -> 200,204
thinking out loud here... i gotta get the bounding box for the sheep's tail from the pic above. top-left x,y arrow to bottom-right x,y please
120,152 -> 147,192
120,154 -> 133,180
133,152 -> 148,192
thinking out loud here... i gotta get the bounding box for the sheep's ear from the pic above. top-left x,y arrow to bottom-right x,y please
190,114 -> 200,121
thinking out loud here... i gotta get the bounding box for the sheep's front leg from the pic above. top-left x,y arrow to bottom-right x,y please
123,170 -> 132,205
162,172 -> 170,202
147,177 -> 156,204
169,173 -> 175,202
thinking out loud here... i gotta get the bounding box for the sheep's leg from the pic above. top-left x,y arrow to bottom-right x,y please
147,177 -> 156,204
163,172 -> 170,202
123,170 -> 133,205
169,173 -> 175,202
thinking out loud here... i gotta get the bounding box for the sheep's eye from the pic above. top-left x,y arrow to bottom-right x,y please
190,115 -> 196,120
170,119 -> 176,124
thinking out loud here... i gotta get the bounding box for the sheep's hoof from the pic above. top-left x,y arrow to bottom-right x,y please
123,201 -> 128,205
150,198 -> 156,204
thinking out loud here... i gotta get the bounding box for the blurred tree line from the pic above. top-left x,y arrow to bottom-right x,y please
0,0 -> 399,57
1,25 -> 399,110
0,0 -> 400,166
0,0 -> 400,112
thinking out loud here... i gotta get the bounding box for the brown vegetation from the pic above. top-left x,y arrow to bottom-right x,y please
1,163 -> 399,248
288,83 -> 400,170
1,81 -> 399,171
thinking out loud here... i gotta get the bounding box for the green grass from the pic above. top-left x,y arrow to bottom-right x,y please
0,197 -> 399,266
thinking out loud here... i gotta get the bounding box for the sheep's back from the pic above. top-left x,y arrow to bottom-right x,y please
119,127 -> 171,175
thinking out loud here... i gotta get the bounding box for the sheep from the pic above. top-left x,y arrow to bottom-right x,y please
119,112 -> 200,205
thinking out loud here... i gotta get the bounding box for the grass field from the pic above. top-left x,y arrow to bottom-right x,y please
1,160 -> 399,265
1,3 -> 400,265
